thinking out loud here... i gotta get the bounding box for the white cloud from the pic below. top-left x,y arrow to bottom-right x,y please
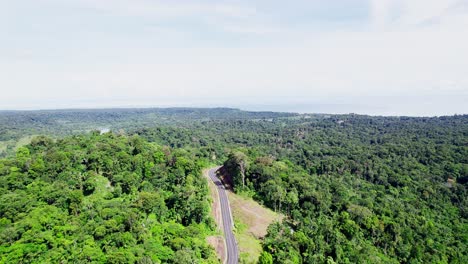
50,0 -> 258,20
370,0 -> 392,29
370,0 -> 466,29
0,0 -> 467,115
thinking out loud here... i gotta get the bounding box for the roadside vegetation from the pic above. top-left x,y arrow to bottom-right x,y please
222,115 -> 468,263
0,109 -> 466,263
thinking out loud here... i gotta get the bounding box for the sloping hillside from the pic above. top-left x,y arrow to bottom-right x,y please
228,192 -> 283,264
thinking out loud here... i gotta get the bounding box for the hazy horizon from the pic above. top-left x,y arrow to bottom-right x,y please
1,93 -> 466,117
2,0 -> 467,116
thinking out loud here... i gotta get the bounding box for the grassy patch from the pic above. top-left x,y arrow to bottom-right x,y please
228,191 -> 283,264
1,135 -> 39,157
236,232 -> 263,264
14,135 -> 37,150
0,141 -> 7,153
83,174 -> 113,205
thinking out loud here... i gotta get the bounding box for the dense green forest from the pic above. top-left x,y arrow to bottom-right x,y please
0,108 -> 467,263
221,116 -> 468,263
0,132 -> 217,263
0,108 -> 294,158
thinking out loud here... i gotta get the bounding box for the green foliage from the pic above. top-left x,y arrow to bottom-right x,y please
0,133 -> 217,263
224,151 -> 249,190
1,108 -> 467,263
219,115 -> 468,263
258,251 -> 273,264
137,112 -> 466,263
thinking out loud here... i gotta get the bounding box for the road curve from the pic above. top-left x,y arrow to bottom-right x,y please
208,167 -> 239,264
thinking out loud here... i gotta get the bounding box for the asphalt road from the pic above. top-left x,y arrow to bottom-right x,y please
208,167 -> 239,264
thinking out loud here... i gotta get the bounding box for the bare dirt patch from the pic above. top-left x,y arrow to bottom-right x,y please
227,191 -> 283,263
228,191 -> 283,238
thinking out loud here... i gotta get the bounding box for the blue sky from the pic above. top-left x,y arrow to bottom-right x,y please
1,0 -> 467,115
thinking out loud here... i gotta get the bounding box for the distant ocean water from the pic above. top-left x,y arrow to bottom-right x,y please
232,94 -> 468,117
1,94 -> 466,117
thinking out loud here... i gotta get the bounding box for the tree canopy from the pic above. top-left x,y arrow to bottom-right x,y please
1,109 -> 466,263
0,133 -> 217,263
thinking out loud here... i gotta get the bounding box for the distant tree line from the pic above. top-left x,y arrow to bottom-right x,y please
0,108 -> 466,263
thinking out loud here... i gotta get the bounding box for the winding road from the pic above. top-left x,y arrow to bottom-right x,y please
208,167 -> 239,264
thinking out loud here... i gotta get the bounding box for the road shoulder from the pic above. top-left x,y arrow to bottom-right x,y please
203,168 -> 227,263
